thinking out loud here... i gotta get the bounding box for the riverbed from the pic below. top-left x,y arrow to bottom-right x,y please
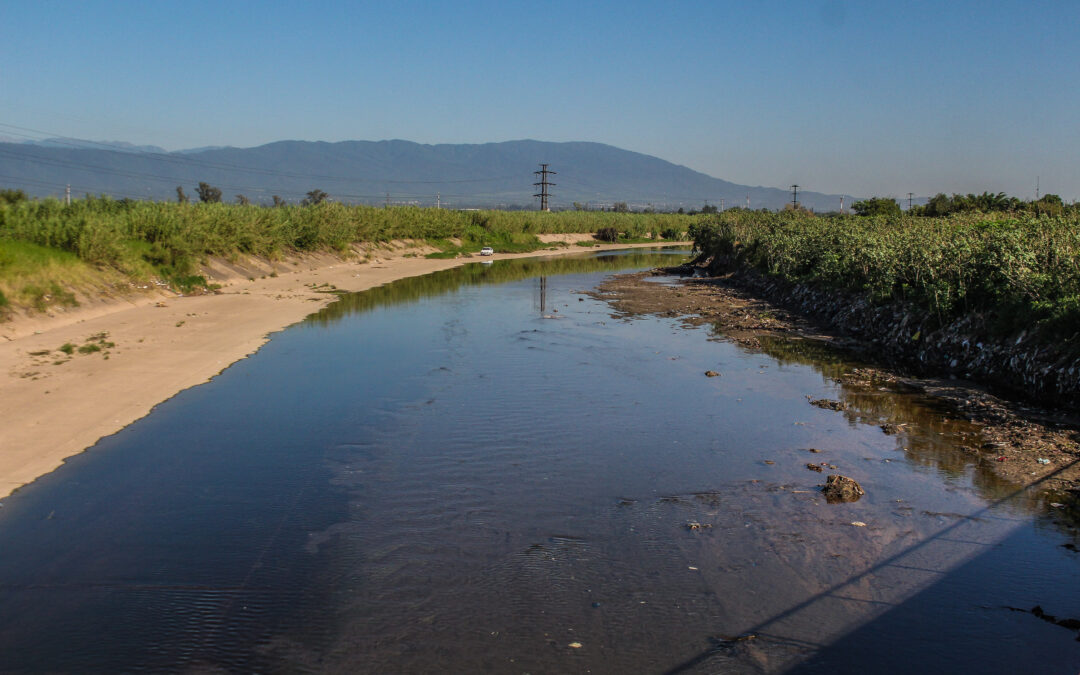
0,249 -> 1077,673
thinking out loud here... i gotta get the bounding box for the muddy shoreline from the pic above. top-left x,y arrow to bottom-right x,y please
590,268 -> 1080,494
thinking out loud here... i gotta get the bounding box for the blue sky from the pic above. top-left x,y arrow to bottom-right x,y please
2,0 -> 1077,199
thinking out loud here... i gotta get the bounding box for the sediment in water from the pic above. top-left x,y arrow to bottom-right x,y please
680,257 -> 1080,409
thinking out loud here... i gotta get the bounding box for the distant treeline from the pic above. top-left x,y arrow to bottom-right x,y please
849,191 -> 1073,218
688,209 -> 1080,341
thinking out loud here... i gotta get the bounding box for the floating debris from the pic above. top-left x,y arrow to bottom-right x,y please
704,370 -> 721,377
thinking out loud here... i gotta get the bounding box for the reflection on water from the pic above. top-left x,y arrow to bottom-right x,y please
309,248 -> 689,325
0,250 -> 1077,673
752,335 -> 1031,506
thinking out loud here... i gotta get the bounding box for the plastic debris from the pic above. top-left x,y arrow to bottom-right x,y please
850,521 -> 867,527
1037,458 -> 1051,465
568,642 -> 583,649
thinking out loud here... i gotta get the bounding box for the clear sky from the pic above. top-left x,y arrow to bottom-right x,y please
2,0 -> 1077,199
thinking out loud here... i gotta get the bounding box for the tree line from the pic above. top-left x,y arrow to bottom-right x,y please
175,182 -> 330,207
852,192 -> 1071,217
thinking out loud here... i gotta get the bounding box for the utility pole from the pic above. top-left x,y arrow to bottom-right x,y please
746,193 -> 750,209
65,184 -> 71,206
791,185 -> 799,208
1036,176 -> 1040,200
907,192 -> 914,211
385,192 -> 390,208
436,192 -> 441,209
720,198 -> 725,212
533,164 -> 555,211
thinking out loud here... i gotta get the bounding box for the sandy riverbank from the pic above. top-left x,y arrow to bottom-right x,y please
0,236 -> 678,499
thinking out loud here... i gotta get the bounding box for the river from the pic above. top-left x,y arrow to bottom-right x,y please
0,249 -> 1077,673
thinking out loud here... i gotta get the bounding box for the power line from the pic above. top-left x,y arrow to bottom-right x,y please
533,164 -> 555,211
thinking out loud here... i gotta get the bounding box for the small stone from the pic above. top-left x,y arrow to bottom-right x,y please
704,370 -> 721,377
806,463 -> 823,473
850,521 -> 867,527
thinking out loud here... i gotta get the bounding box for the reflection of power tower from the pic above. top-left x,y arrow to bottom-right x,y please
534,276 -> 556,317
534,164 -> 556,211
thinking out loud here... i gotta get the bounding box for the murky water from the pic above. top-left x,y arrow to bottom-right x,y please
0,249 -> 1078,674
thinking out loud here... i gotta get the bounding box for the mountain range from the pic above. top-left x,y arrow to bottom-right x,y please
0,138 -> 852,211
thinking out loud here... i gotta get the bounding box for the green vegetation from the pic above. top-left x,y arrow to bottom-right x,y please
0,195 -> 692,315
689,209 -> 1080,341
851,197 -> 902,217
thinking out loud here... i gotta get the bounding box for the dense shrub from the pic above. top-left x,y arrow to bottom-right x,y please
690,210 -> 1080,339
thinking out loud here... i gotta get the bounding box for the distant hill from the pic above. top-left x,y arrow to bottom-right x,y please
0,139 -> 852,211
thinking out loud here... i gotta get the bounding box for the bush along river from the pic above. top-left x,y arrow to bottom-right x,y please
0,248 -> 1077,674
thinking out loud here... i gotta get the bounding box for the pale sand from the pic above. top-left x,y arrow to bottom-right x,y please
0,237 -> 679,499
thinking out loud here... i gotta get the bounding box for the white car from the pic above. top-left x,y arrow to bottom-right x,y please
479,247 -> 494,256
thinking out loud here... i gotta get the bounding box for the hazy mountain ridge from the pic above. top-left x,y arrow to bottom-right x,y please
0,139 -> 851,210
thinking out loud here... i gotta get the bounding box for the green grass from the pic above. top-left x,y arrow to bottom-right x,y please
0,196 -> 698,315
689,210 -> 1080,341
21,282 -> 78,312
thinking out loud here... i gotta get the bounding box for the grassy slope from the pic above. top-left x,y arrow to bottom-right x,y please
689,210 -> 1080,342
0,198 -> 693,316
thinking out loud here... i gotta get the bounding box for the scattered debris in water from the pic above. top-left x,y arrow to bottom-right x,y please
1007,606 -> 1080,640
822,474 -> 865,503
808,396 -> 848,411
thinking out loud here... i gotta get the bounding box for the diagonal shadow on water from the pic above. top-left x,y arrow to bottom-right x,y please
661,460 -> 1080,674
